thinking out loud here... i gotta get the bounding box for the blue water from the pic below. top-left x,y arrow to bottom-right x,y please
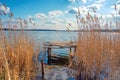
2,31 -> 78,63
2,30 -> 78,45
29,31 -> 78,42
27,31 -> 78,55
29,31 -> 78,63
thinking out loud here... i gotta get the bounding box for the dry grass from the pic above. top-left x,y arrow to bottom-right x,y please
0,7 -> 40,80
0,31 -> 40,80
75,32 -> 120,80
73,6 -> 120,80
0,32 -> 39,80
0,12 -> 40,80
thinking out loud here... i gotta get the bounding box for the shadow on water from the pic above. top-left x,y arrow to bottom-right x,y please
38,50 -> 70,66
48,55 -> 69,65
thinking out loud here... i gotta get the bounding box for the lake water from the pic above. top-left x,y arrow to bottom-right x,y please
2,31 -> 78,45
1,31 -> 78,62
31,31 -> 78,42
2,31 -> 120,60
2,31 -> 119,53
27,31 -> 78,63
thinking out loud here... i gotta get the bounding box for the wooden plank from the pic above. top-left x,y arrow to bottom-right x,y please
44,41 -> 77,65
44,46 -> 76,49
44,41 -> 76,48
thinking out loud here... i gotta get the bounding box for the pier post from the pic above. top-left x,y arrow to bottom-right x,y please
70,46 -> 72,53
41,60 -> 44,80
74,46 -> 76,53
47,47 -> 51,64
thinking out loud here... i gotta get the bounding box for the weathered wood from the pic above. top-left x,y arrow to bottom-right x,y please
74,46 -> 76,53
47,47 -> 51,57
47,47 -> 51,64
70,47 -> 72,53
44,41 -> 77,65
41,60 -> 44,80
44,41 -> 76,48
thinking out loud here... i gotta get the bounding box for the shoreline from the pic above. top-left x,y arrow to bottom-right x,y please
0,28 -> 120,32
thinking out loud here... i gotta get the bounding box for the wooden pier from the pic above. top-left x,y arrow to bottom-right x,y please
44,41 -> 77,65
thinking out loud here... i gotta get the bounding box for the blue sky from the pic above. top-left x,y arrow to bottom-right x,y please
0,0 -> 69,17
0,0 -> 120,30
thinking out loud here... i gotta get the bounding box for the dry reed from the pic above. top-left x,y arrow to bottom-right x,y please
0,8 -> 40,79
0,31 -> 40,80
73,7 -> 120,80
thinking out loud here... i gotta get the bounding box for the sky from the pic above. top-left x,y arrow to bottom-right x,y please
0,0 -> 120,30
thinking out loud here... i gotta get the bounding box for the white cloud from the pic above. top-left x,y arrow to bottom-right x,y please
79,6 -> 89,13
46,19 -> 68,25
69,5 -> 99,15
0,5 -> 10,13
69,0 -> 75,3
106,14 -> 113,18
34,13 -> 47,19
110,6 -> 114,9
48,10 -> 64,17
87,3 -> 102,10
116,4 -> 120,9
68,0 -> 88,4
25,10 -> 75,30
111,4 -> 120,9
38,20 -> 74,30
45,21 -> 59,24
116,0 -> 120,4
68,6 -> 91,15
68,7 -> 78,14
111,0 -> 120,10
95,0 -> 106,3
68,3 -> 102,15
33,10 -> 67,20
81,0 -> 87,3
33,16 -> 77,30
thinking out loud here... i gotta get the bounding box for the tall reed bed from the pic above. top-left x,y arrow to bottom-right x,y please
0,31 -> 40,80
74,5 -> 120,80
75,32 -> 120,80
0,7 -> 40,79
